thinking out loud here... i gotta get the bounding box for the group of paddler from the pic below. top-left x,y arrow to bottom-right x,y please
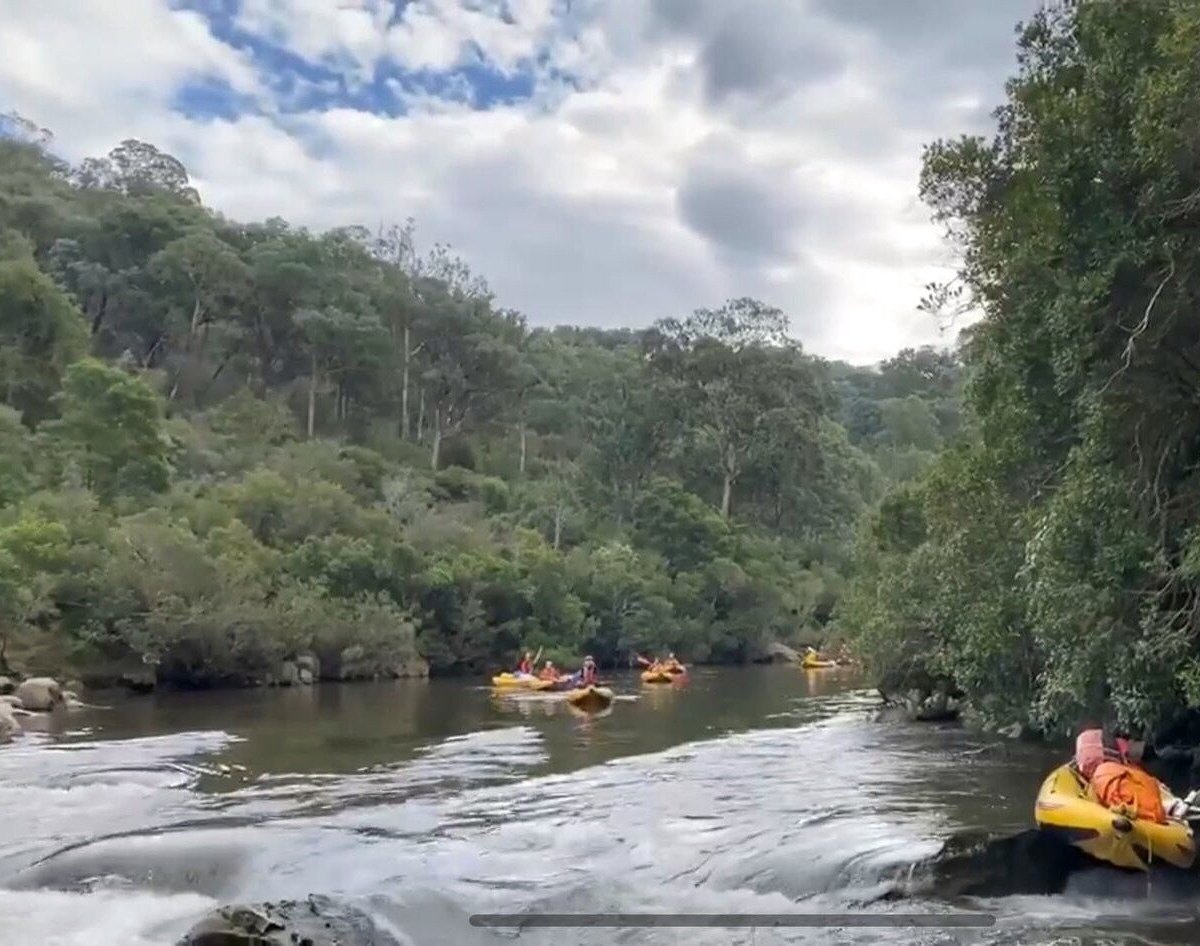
637,653 -> 687,683
491,649 -> 613,711
491,649 -> 691,711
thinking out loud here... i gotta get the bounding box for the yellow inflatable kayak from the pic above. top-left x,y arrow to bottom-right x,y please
491,673 -> 556,690
802,655 -> 837,669
565,685 -> 613,711
1034,763 -> 1196,870
641,670 -> 673,683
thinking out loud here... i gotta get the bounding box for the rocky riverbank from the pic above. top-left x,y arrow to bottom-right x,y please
0,675 -> 90,743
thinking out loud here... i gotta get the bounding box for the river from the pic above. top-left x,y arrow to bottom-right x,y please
0,666 -> 1196,945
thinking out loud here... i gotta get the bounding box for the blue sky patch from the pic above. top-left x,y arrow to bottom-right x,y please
170,0 -> 549,122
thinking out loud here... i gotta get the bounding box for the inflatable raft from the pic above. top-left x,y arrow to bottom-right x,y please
801,655 -> 837,669
640,669 -> 673,684
1034,763 -> 1196,871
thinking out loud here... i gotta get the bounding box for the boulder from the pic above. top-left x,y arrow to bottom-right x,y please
0,676 -> 14,695
295,654 -> 320,678
298,668 -> 314,686
0,702 -> 19,743
176,895 -> 402,946
765,642 -> 801,664
392,657 -> 430,679
15,677 -> 63,712
276,661 -> 299,687
0,695 -> 23,710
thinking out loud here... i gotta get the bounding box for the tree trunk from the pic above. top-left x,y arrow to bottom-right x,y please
430,409 -> 442,470
416,388 -> 426,443
400,323 -> 411,440
720,447 -> 737,520
519,420 -> 528,476
307,351 -> 318,440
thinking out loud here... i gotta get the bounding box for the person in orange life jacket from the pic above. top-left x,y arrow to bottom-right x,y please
516,651 -> 533,675
538,660 -> 560,681
1074,727 -> 1197,822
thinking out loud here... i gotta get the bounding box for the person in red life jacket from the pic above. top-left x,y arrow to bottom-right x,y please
1074,727 -> 1195,823
516,651 -> 533,675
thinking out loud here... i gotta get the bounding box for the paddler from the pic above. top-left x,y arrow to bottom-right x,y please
663,652 -> 684,673
579,656 -> 598,685
1074,727 -> 1196,823
538,660 -> 560,682
516,651 -> 534,675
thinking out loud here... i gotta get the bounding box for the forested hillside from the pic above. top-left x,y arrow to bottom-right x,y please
0,116 -> 955,688
841,1 -> 1200,740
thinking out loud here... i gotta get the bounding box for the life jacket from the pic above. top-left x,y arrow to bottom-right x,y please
538,666 -> 558,681
1091,761 -> 1168,824
1074,728 -> 1130,779
517,658 -> 532,675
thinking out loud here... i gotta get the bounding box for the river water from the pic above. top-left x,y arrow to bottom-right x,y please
0,666 -> 1197,945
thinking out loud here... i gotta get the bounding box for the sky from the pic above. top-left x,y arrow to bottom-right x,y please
0,0 -> 1043,364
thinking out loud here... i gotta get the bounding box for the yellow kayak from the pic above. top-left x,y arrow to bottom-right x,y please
491,673 -> 556,691
565,685 -> 614,711
1034,763 -> 1196,871
802,655 -> 837,669
641,670 -> 673,684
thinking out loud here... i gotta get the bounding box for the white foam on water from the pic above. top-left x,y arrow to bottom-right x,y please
0,888 -> 215,946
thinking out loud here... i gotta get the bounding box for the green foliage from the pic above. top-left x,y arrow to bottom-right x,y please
0,257 -> 87,424
48,358 -> 171,500
0,119 -> 959,686
843,1 -> 1200,738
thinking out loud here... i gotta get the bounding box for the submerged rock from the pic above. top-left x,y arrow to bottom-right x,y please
880,828 -> 1088,901
15,677 -> 63,712
177,895 -> 402,946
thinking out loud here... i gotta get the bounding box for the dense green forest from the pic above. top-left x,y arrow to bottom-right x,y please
0,113 -> 959,688
842,0 -> 1200,740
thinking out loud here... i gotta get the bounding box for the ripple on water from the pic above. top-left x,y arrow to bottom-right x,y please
4,681 -> 1199,946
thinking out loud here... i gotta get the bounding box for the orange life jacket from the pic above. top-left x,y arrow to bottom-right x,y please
1091,760 -> 1168,824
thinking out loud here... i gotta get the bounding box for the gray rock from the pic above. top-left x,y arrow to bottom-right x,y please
0,676 -> 14,695
176,895 -> 402,946
298,668 -> 314,686
765,642 -> 801,664
0,703 -> 19,743
0,695 -> 23,710
15,677 -> 63,712
392,657 -> 430,679
277,661 -> 299,687
295,653 -> 320,677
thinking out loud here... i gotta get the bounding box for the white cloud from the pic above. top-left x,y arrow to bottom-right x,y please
0,0 -> 1041,363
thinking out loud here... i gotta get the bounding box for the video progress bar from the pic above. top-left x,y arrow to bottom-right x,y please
470,913 -> 997,929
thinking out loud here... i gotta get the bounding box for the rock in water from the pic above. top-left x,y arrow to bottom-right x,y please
0,676 -> 14,695
765,642 -> 801,664
15,677 -> 63,712
177,896 -> 402,946
276,660 -> 299,687
0,702 -> 19,743
296,654 -> 320,679
298,668 -> 314,685
885,828 -> 1087,900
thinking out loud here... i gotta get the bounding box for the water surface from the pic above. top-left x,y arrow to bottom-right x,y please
0,666 -> 1191,945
